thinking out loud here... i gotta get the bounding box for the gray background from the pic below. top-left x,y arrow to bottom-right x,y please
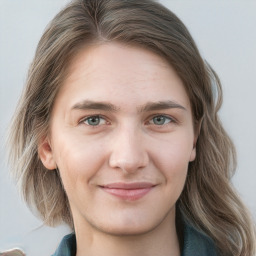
0,1 -> 255,255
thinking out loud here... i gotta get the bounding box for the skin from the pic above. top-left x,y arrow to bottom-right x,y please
39,42 -> 197,256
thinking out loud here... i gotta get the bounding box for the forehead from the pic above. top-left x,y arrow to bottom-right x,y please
54,42 -> 190,111
67,42 -> 171,82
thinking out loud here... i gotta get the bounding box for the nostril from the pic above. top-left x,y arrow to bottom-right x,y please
109,156 -> 148,174
108,133 -> 149,172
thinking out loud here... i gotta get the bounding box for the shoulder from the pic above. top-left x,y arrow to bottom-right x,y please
51,233 -> 76,256
182,221 -> 218,256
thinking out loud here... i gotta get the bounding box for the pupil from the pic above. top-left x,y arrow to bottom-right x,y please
89,117 -> 99,125
154,116 -> 165,125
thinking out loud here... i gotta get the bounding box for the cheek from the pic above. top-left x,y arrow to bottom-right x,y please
150,134 -> 193,181
155,140 -> 190,201
52,135 -> 106,192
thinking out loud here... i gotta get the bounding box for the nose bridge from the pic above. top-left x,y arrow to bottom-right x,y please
109,123 -> 148,173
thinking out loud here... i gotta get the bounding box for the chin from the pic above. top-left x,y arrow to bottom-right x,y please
95,222 -> 158,237
87,211 -> 171,237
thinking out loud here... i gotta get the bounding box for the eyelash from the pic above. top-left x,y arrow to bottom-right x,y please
147,114 -> 175,126
79,114 -> 175,127
80,115 -> 109,126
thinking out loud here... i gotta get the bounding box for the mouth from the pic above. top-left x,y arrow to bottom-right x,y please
99,182 -> 155,201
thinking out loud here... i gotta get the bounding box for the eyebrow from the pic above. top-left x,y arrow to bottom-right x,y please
71,100 -> 186,112
71,100 -> 119,112
138,101 -> 187,112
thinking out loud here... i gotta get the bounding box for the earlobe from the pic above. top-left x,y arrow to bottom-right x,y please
38,136 -> 56,170
189,118 -> 202,162
190,134 -> 198,162
189,147 -> 196,162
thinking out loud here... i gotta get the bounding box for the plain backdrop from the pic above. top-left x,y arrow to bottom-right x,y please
0,1 -> 255,255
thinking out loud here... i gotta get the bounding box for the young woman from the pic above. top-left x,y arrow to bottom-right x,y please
8,0 -> 256,255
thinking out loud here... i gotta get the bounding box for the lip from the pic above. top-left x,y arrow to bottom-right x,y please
100,182 -> 155,201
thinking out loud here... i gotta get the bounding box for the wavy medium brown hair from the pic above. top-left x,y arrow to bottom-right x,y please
8,0 -> 255,255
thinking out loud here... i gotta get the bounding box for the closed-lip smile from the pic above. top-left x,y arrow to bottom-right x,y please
100,182 -> 155,201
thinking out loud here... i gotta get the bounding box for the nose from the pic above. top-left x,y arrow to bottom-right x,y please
108,126 -> 149,174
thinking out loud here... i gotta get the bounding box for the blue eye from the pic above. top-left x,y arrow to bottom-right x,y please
83,116 -> 107,126
149,115 -> 172,125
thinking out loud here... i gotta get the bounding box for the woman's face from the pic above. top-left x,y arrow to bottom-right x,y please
39,42 -> 196,236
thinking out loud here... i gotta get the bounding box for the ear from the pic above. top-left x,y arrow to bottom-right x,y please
189,118 -> 203,162
38,136 -> 56,170
189,140 -> 197,162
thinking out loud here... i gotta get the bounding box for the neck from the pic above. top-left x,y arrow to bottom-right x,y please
74,209 -> 180,256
